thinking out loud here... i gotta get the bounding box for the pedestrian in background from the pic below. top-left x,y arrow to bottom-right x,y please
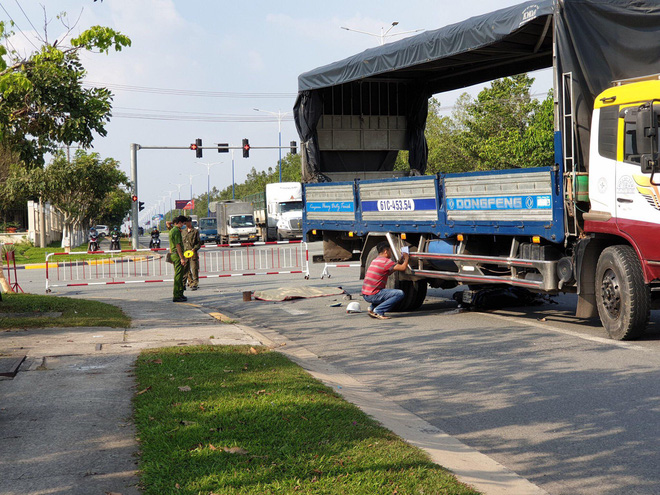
361,241 -> 409,319
183,215 -> 202,291
169,215 -> 188,302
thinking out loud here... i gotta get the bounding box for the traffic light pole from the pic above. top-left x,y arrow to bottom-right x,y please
129,142 -> 297,249
130,143 -> 139,249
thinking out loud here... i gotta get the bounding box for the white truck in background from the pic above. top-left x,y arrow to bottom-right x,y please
245,182 -> 303,241
267,182 -> 303,241
216,200 -> 258,244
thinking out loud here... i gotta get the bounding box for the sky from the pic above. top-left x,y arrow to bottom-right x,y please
1,0 -> 552,224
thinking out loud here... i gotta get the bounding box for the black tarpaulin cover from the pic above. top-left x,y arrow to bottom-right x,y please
294,0 -> 660,180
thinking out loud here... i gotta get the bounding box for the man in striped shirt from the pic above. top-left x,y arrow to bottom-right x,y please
362,241 -> 410,319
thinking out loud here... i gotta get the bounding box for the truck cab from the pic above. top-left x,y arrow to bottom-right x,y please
198,217 -> 218,244
587,78 -> 660,283
266,182 -> 303,240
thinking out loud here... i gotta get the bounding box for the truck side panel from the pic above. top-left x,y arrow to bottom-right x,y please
304,167 -> 565,243
445,170 -> 554,223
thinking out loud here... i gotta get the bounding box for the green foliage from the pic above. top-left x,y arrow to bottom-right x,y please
425,75 -> 554,174
71,26 -> 132,54
98,188 -> 132,226
0,20 -> 131,168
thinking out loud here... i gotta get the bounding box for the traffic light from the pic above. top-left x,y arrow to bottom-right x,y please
190,138 -> 203,158
131,195 -> 138,202
242,138 -> 250,158
290,140 -> 297,155
139,201 -> 145,212
218,143 -> 229,153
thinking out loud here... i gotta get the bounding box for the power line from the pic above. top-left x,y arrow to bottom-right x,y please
0,1 -> 38,50
112,110 -> 295,123
13,0 -> 43,43
83,81 -> 296,99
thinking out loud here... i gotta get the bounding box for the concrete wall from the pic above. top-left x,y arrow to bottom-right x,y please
26,201 -> 85,248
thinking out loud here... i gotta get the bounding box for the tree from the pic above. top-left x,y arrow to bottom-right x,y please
8,150 -> 131,242
98,188 -> 132,227
0,21 -> 131,168
424,75 -> 554,173
0,16 -> 129,293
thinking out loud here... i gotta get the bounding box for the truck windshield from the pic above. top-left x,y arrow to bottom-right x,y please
230,215 -> 255,228
279,201 -> 303,213
200,218 -> 216,230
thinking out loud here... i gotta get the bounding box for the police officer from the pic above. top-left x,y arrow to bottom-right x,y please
182,215 -> 202,290
169,216 -> 187,302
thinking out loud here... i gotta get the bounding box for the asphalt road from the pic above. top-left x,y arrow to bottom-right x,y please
12,240 -> 660,494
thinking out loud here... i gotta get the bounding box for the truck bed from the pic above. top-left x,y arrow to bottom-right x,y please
303,167 -> 565,243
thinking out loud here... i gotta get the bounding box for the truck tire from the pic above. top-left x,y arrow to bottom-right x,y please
595,245 -> 650,340
408,280 -> 428,311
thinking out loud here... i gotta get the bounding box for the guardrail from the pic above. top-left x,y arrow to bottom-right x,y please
45,242 -> 309,292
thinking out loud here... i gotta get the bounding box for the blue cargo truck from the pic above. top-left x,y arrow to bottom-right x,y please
295,0 -> 660,340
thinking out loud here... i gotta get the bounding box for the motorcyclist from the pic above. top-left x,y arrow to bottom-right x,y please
88,227 -> 99,251
110,226 -> 121,250
150,227 -> 161,248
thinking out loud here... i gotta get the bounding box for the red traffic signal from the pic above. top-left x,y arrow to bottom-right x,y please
190,138 -> 203,158
131,195 -> 138,202
242,138 -> 250,158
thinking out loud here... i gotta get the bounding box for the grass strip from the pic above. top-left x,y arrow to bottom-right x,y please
134,346 -> 479,495
0,293 -> 130,329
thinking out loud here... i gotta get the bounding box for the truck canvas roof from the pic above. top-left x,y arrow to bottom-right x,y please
294,0 -> 660,179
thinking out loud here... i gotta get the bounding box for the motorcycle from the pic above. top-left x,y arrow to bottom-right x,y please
149,229 -> 161,249
88,229 -> 99,252
110,230 -> 121,251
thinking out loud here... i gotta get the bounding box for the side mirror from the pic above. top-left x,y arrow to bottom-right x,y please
636,106 -> 656,155
641,153 -> 660,174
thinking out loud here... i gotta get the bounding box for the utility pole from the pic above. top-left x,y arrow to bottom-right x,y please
130,143 -> 139,249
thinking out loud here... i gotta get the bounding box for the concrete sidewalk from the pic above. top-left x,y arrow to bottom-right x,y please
0,296 -> 545,495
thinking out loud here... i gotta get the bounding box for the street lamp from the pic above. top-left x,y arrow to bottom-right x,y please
181,173 -> 200,202
196,161 -> 222,217
254,108 -> 291,183
231,150 -> 235,200
170,182 -> 186,200
340,21 -> 423,45
165,191 -> 175,221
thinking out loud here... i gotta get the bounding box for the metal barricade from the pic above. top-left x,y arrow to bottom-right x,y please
45,242 -> 309,291
321,262 -> 361,279
45,248 -> 170,292
199,240 -> 309,280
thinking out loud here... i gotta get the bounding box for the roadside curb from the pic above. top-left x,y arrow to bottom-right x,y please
232,319 -> 548,495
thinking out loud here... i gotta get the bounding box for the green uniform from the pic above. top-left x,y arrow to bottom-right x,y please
182,227 -> 202,288
169,225 -> 185,299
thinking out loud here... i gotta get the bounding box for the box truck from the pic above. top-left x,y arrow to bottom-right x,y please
296,0 -> 660,340
216,201 -> 258,244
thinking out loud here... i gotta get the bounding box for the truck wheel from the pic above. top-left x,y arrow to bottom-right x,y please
408,280 -> 428,311
595,245 -> 650,340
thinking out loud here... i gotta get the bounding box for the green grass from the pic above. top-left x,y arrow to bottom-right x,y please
134,346 -> 479,495
0,293 -> 130,328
